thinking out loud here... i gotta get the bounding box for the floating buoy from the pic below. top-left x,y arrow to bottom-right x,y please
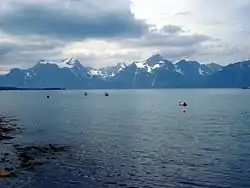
84,92 -> 88,96
46,95 -> 50,99
0,170 -> 9,178
104,92 -> 109,96
178,101 -> 188,113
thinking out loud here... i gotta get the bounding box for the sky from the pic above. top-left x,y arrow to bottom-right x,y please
0,0 -> 250,73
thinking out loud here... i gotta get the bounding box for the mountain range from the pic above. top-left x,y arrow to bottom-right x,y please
0,54 -> 250,89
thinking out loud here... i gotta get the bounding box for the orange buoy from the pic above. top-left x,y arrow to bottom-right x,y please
0,170 -> 9,178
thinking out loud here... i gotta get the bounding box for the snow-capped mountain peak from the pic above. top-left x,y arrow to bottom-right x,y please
146,54 -> 165,66
135,61 -> 145,69
93,62 -> 128,78
116,63 -> 127,73
39,60 -> 57,65
38,58 -> 82,69
2,54 -> 250,89
134,61 -> 152,73
36,58 -> 90,79
134,56 -> 166,73
31,55 -> 226,82
132,54 -> 167,74
87,68 -> 103,77
117,62 -> 126,69
59,58 -> 82,69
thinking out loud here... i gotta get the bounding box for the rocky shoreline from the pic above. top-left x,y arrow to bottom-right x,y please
0,114 -> 68,179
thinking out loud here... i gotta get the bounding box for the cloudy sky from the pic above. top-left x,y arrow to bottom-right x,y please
0,0 -> 250,73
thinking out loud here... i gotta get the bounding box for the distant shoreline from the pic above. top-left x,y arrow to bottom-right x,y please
0,86 -> 248,91
0,87 -> 66,91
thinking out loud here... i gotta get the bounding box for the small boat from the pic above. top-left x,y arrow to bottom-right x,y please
104,92 -> 109,96
84,92 -> 88,96
178,101 -> 187,107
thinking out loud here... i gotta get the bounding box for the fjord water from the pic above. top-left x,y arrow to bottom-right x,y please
0,89 -> 250,188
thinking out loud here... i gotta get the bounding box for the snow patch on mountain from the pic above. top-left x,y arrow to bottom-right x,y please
174,65 -> 184,75
147,65 -> 152,73
120,63 -> 126,69
118,67 -> 123,73
135,61 -> 154,73
58,58 -> 75,68
39,58 -> 81,69
95,62 -> 127,78
198,67 -> 204,75
152,64 -> 162,69
88,69 -> 99,76
135,62 -> 145,69
116,63 -> 126,74
39,60 -> 57,65
34,55 -> 225,80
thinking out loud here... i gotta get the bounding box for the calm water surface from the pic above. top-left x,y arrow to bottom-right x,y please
0,89 -> 250,188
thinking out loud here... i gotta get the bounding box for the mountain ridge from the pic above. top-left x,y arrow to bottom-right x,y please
0,54 -> 249,89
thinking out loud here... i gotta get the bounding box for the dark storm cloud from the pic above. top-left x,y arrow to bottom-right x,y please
160,47 -> 197,59
0,0 -> 223,70
160,25 -> 184,34
0,38 -> 65,55
0,36 -> 66,70
122,30 -> 211,48
0,4 -> 148,40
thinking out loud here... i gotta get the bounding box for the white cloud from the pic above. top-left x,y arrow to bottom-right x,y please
1,0 -> 250,72
130,0 -> 250,63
